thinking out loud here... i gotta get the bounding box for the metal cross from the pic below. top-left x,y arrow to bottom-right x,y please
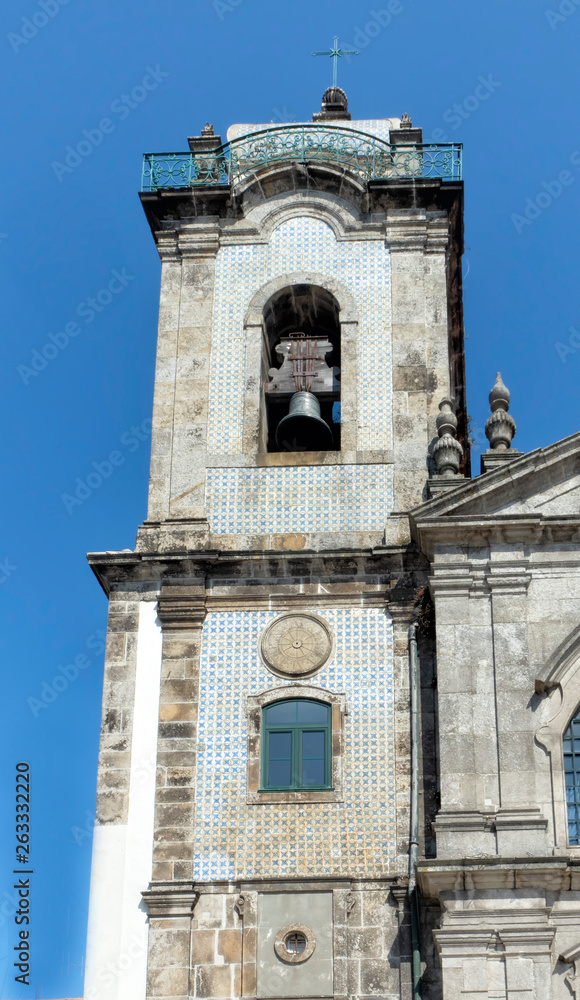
312,36 -> 359,88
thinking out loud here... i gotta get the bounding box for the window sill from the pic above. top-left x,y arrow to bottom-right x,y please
248,788 -> 342,805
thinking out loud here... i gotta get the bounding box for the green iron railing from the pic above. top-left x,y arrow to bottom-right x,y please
141,124 -> 462,191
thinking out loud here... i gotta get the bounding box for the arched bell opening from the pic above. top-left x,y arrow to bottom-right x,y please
262,284 -> 341,452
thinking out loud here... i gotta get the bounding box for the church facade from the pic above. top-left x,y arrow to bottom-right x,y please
82,90 -> 580,1000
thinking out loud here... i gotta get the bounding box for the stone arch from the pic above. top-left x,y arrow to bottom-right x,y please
535,624 -> 580,694
245,193 -> 366,245
242,272 -> 359,455
535,630 -> 580,851
244,270 -> 358,327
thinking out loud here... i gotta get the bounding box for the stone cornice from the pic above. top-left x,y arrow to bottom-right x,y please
429,555 -> 533,598
86,543 -> 425,596
414,514 -> 580,560
411,430 -> 580,527
417,858 -> 577,898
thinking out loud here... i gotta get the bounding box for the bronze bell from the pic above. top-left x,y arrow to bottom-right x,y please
275,391 -> 334,452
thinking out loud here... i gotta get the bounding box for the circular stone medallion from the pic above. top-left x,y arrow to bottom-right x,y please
274,923 -> 316,964
260,613 -> 332,677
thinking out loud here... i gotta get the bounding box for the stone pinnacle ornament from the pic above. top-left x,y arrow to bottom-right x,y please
485,372 -> 516,450
432,397 -> 463,476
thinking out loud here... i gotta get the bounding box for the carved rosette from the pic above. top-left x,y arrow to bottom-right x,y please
260,613 -> 333,677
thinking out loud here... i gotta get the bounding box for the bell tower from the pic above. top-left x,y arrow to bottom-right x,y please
84,91 -> 465,1000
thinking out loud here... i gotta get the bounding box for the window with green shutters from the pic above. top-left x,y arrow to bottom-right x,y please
262,699 -> 332,791
564,711 -> 580,844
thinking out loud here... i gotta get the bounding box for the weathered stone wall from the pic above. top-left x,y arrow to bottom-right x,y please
429,539 -> 580,859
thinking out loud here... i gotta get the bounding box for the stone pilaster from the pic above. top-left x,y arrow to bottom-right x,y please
384,210 -> 452,539
147,223 -> 220,524
151,585 -> 206,882
142,883 -> 198,1000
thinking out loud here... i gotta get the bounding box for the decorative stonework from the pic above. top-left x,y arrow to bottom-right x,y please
485,372 -> 516,450
260,613 -> 333,676
432,397 -> 463,477
274,923 -> 316,964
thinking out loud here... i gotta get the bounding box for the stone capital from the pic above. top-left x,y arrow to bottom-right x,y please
386,210 -> 449,253
142,882 -> 199,918
178,224 -> 220,258
158,583 -> 207,631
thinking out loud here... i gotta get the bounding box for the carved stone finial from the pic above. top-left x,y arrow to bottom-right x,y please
485,372 -> 516,450
432,398 -> 463,477
400,112 -> 412,127
201,122 -> 215,136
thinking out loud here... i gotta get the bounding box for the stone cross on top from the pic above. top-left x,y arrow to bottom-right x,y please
312,35 -> 359,87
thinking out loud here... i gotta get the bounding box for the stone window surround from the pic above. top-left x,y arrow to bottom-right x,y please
273,923 -> 316,964
246,684 -> 347,804
536,632 -> 580,853
242,271 -> 361,460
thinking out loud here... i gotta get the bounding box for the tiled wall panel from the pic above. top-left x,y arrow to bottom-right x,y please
206,217 -> 392,455
205,463 -> 393,535
193,608 -> 396,880
228,119 -> 395,142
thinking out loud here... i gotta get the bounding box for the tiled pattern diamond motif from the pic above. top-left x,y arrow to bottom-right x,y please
206,216 -> 392,455
205,463 -> 393,535
193,608 -> 396,881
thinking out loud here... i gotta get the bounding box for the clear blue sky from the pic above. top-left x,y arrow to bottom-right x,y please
0,0 -> 578,994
